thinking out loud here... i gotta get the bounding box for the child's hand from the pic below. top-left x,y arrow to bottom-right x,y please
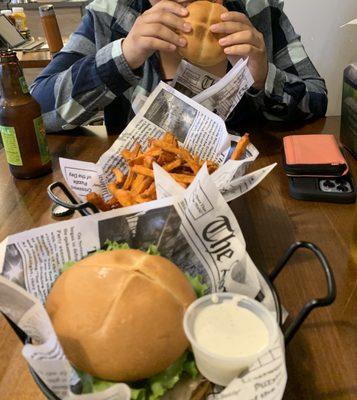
210,11 -> 268,89
122,1 -> 191,70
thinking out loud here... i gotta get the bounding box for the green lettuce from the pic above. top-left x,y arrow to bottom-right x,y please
148,351 -> 198,400
149,352 -> 186,400
76,370 -> 94,394
60,261 -> 76,273
62,242 -> 160,274
76,351 -> 197,400
104,240 -> 131,251
186,274 -> 209,298
131,388 -> 147,400
93,378 -> 117,393
146,244 -> 160,255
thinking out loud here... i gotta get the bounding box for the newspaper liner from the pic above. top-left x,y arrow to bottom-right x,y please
135,57 -> 254,121
59,81 -> 274,206
0,164 -> 286,400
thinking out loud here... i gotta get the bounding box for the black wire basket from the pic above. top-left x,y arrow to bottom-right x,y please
4,181 -> 337,400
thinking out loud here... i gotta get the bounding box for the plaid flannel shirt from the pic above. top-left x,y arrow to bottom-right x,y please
30,0 -> 328,132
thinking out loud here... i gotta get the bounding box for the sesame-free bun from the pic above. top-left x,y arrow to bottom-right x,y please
46,249 -> 196,382
178,1 -> 227,67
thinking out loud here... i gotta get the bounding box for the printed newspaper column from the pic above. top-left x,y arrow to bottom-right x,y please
174,164 -> 261,295
170,58 -> 254,120
138,82 -> 231,162
171,59 -> 220,98
153,163 -> 278,304
210,334 -> 287,400
192,58 -> 254,120
0,275 -> 72,398
222,164 -> 277,203
59,159 -> 105,201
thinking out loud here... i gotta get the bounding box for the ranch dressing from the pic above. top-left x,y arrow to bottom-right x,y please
193,299 -> 269,358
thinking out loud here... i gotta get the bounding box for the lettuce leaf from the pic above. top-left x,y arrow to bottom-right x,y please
76,370 -> 94,394
186,274 -> 209,298
62,242 -> 159,274
61,261 -> 76,273
146,244 -> 160,255
92,378 -> 116,393
148,351 -> 198,400
131,388 -> 147,400
77,351 -> 197,399
148,354 -> 185,400
76,371 -> 116,394
104,240 -> 131,251
183,359 -> 198,379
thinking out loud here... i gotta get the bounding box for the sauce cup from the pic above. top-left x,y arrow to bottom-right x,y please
183,292 -> 279,386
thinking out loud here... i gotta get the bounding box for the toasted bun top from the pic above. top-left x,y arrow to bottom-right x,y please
46,249 -> 196,382
178,1 -> 228,67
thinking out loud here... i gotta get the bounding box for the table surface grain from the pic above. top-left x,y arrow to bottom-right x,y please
17,49 -> 51,69
0,117 -> 356,399
17,37 -> 69,69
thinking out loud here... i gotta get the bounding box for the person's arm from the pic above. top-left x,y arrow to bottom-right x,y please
31,1 -> 191,132
211,1 -> 328,121
246,3 -> 328,121
30,11 -> 142,132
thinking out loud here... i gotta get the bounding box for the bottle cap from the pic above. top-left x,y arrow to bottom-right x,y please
0,50 -> 18,63
1,10 -> 12,15
39,4 -> 55,16
12,7 -> 24,13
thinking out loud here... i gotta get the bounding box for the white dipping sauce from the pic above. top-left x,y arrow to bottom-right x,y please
193,300 -> 269,358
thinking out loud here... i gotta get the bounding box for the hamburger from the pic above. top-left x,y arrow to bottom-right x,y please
46,243 -> 210,399
178,1 -> 228,67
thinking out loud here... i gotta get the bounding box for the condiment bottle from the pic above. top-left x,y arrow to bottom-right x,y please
39,5 -> 63,54
0,51 -> 52,179
11,7 -> 28,32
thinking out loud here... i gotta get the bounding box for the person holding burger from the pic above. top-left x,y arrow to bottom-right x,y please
31,0 -> 327,133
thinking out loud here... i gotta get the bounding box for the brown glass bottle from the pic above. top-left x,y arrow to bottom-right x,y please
39,5 -> 63,54
0,51 -> 52,179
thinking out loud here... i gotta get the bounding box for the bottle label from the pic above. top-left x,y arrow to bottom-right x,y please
33,116 -> 51,165
19,76 -> 29,94
0,125 -> 23,166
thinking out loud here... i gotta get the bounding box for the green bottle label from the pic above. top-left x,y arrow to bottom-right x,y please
33,116 -> 51,165
19,76 -> 29,94
0,125 -> 23,166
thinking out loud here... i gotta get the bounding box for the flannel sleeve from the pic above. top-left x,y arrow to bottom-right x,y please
30,10 -> 142,132
247,1 -> 328,121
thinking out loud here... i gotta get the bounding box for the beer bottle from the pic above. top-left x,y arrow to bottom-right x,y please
39,5 -> 63,54
0,50 -> 52,179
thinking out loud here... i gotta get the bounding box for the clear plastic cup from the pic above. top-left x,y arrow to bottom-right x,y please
183,292 -> 279,386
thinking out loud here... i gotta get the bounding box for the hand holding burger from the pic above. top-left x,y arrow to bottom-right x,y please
122,0 -> 192,70
177,1 -> 228,67
177,1 -> 268,90
210,10 -> 268,90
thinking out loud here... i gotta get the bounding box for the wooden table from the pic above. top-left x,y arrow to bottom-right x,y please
0,117 -> 356,399
17,37 -> 69,69
17,49 -> 51,69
